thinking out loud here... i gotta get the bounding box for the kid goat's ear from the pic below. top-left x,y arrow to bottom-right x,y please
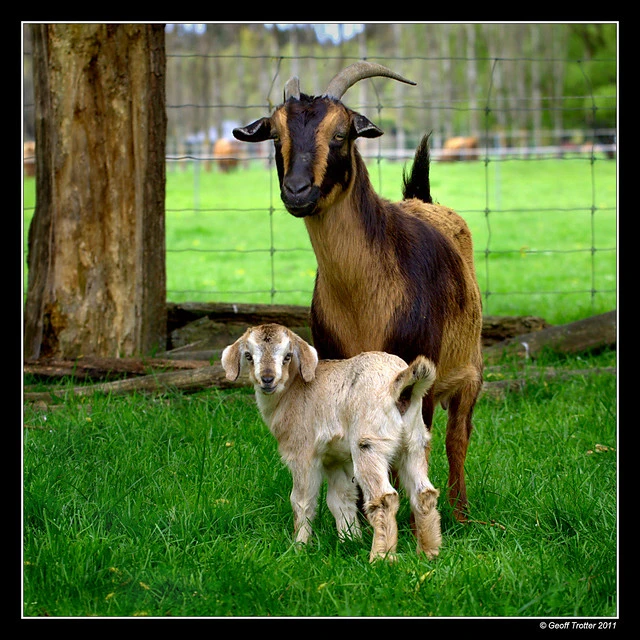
221,339 -> 242,381
294,334 -> 318,383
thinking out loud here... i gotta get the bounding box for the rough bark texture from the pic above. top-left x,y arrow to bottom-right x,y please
24,24 -> 167,360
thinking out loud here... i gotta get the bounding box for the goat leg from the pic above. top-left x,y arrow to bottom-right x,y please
445,382 -> 480,522
289,462 -> 323,544
365,492 -> 400,562
412,487 -> 442,558
325,466 -> 362,540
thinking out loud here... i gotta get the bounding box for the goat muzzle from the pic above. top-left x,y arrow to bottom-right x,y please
281,177 -> 321,218
259,373 -> 278,394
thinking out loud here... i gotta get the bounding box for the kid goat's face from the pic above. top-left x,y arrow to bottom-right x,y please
222,325 -> 319,391
243,331 -> 295,395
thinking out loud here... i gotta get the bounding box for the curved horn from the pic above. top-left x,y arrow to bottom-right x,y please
324,61 -> 416,100
284,76 -> 301,101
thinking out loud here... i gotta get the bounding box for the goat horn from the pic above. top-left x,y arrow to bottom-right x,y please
284,76 -> 301,101
323,61 -> 416,100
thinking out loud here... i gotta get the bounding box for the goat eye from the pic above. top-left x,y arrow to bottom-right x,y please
283,353 -> 292,363
333,132 -> 346,142
244,352 -> 253,362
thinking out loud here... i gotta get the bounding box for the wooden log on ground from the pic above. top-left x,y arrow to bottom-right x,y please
480,366 -> 616,399
484,310 -> 616,364
480,315 -> 549,346
166,302 -> 311,334
24,307 -> 615,400
24,356 -> 209,381
165,302 -> 549,356
23,363 -> 247,403
23,362 -> 615,405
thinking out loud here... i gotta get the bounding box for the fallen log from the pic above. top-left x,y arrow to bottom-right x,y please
23,363 -> 247,403
23,362 -> 615,405
483,310 -> 616,364
165,302 -> 548,357
166,301 -> 311,335
24,356 -> 209,381
480,366 -> 617,399
480,314 -> 549,346
23,308 -> 615,400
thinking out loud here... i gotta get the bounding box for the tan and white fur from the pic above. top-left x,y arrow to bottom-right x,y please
221,323 -> 442,562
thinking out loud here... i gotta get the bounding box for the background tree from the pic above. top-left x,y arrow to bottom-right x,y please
24,23 -> 167,360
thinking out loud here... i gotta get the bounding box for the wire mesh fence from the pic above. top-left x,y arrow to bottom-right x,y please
22,25 -> 617,324
161,54 -> 616,322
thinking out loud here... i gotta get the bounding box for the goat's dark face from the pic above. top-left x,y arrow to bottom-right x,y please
234,96 -> 383,217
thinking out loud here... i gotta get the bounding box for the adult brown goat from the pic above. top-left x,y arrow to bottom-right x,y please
233,62 -> 483,522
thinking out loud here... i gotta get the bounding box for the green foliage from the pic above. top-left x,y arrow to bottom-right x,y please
23,351 -> 617,617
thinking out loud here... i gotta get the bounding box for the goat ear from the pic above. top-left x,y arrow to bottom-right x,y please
352,112 -> 384,139
221,339 -> 243,381
233,118 -> 273,143
293,335 -> 318,382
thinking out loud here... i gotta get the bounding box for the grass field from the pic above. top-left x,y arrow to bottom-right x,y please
23,153 -> 617,325
161,154 -> 616,324
23,349 -> 617,618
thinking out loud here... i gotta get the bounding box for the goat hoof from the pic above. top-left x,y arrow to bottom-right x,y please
292,539 -> 309,553
369,551 -> 397,563
418,546 -> 440,560
453,509 -> 468,523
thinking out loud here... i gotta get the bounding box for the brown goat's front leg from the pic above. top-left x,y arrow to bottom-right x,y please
445,382 -> 480,522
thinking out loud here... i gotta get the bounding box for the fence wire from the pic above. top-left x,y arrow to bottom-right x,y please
23,42 -> 617,321
161,51 -> 616,320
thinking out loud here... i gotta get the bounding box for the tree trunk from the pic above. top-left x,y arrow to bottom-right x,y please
24,24 -> 167,360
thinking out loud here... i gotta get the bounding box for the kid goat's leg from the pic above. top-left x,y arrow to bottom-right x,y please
354,437 -> 399,562
397,427 -> 442,558
289,460 -> 323,545
365,491 -> 400,562
325,464 -> 361,540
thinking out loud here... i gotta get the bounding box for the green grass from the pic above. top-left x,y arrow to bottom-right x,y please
23,350 -> 617,618
23,153 -> 616,325
21,153 -> 618,617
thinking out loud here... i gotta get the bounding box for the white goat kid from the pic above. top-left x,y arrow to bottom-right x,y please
221,323 -> 442,561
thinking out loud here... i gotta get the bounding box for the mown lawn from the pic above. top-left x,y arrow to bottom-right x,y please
23,350 -> 617,618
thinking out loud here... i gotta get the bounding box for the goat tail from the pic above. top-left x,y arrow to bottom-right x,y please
402,133 -> 433,204
392,356 -> 437,415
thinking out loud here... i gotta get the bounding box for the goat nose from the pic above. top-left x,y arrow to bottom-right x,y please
283,175 -> 312,198
261,375 -> 275,385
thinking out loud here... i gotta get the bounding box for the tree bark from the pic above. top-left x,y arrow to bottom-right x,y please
24,24 -> 167,360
